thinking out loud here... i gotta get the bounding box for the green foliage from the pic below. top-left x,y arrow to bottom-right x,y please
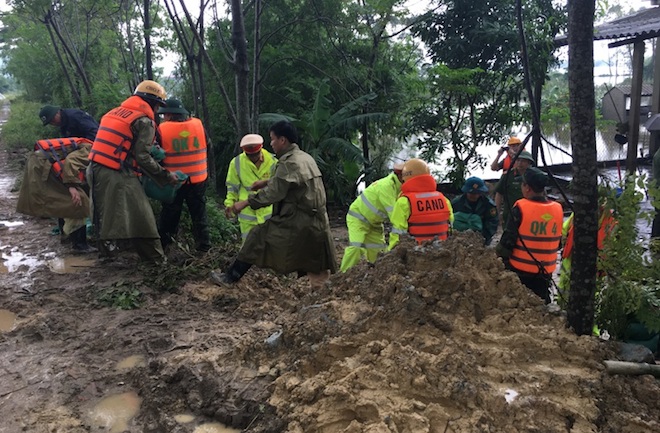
404,64 -> 514,185
180,194 -> 240,246
98,281 -> 143,310
150,194 -> 240,251
261,80 -> 389,204
595,177 -> 660,337
0,99 -> 52,151
541,72 -> 570,125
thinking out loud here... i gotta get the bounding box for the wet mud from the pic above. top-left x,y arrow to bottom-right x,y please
1,117 -> 659,431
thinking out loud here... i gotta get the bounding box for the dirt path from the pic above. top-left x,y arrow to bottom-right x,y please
1,101 -> 659,432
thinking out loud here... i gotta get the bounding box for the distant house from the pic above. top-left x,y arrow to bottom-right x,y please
602,84 -> 653,124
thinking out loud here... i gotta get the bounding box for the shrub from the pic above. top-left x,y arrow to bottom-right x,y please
0,99 -> 52,151
595,176 -> 660,338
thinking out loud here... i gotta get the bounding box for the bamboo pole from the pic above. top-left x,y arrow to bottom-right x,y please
604,360 -> 660,377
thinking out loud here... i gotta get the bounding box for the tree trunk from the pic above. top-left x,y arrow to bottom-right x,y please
144,0 -> 153,80
43,17 -> 82,107
231,0 -> 250,145
46,10 -> 92,101
250,0 -> 262,132
566,0 -> 599,336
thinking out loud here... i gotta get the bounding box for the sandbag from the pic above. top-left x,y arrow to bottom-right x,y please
142,170 -> 188,203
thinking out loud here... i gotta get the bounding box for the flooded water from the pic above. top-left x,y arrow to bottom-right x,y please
89,391 -> 142,433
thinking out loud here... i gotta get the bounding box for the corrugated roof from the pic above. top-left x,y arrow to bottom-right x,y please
607,84 -> 655,95
555,7 -> 660,47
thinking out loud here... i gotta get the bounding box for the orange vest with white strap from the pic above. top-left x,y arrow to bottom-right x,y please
89,96 -> 155,171
562,210 -> 616,259
510,198 -> 563,274
403,190 -> 451,243
158,118 -> 208,183
35,137 -> 92,182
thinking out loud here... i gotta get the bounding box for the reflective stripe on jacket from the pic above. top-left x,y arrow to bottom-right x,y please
159,118 -> 208,183
348,172 -> 401,225
510,198 -> 563,274
562,210 -> 616,259
224,149 -> 277,226
35,137 -> 92,182
89,96 -> 154,171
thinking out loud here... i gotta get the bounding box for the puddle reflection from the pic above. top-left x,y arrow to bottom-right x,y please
0,309 -> 17,332
0,220 -> 24,228
48,256 -> 96,274
89,391 -> 141,433
115,355 -> 146,371
1,251 -> 40,273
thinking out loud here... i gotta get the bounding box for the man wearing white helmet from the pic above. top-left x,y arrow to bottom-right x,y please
224,133 -> 278,241
88,79 -> 179,263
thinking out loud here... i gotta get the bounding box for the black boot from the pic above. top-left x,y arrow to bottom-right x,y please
71,226 -> 98,254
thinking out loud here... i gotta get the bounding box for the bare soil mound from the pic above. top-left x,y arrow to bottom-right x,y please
1,130 -> 659,432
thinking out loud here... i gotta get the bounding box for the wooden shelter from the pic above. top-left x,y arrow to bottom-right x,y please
555,3 -> 660,173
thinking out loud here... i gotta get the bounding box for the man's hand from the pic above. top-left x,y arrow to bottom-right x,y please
69,187 -> 82,207
250,180 -> 268,191
224,205 -> 236,219
234,200 -> 249,213
168,171 -> 180,185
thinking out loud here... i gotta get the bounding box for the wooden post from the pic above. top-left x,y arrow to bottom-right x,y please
627,40 -> 645,174
650,37 -> 660,157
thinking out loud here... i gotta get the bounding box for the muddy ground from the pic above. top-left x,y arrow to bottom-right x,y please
1,117 -> 660,432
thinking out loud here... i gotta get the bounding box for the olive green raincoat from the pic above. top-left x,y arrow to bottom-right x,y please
238,143 -> 337,274
16,144 -> 91,220
90,116 -> 172,241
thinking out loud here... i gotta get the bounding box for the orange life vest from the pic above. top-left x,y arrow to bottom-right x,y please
502,155 -> 513,172
562,210 -> 616,259
35,137 -> 92,182
89,96 -> 155,171
403,190 -> 451,243
510,198 -> 563,274
158,118 -> 208,183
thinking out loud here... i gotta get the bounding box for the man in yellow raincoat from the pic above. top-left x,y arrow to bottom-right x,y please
339,163 -> 403,272
224,134 -> 277,241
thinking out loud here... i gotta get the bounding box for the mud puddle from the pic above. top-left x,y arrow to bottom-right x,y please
0,308 -> 16,332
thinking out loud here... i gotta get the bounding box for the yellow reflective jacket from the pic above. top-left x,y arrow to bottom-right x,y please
224,149 -> 277,225
347,172 -> 402,225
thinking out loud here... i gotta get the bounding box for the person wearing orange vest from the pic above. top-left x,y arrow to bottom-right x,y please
496,167 -> 563,304
17,138 -> 97,253
157,98 -> 211,252
557,204 -> 617,306
38,105 -> 99,248
88,80 -> 180,263
490,136 -> 524,173
388,158 -> 453,250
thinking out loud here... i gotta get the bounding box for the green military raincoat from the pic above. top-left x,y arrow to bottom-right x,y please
90,116 -> 172,241
238,143 -> 337,274
17,144 -> 91,220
